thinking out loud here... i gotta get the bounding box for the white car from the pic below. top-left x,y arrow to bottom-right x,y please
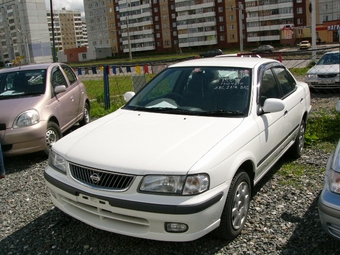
44,57 -> 311,242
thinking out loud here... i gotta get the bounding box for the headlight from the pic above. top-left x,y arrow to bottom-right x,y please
328,141 -> 340,194
328,169 -> 340,194
13,109 -> 39,128
305,74 -> 317,79
48,150 -> 67,174
139,174 -> 209,195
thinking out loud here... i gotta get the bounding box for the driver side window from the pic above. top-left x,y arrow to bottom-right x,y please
51,67 -> 67,89
260,69 -> 280,106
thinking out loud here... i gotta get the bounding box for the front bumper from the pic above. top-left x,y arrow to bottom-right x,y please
318,186 -> 340,240
44,166 -> 229,242
0,121 -> 46,156
305,77 -> 340,90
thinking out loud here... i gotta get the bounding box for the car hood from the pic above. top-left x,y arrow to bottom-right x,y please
0,95 -> 43,127
307,64 -> 340,74
55,109 -> 244,175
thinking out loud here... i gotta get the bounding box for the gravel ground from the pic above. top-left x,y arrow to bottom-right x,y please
1,95 -> 340,255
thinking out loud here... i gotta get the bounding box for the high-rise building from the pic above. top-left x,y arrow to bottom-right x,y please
47,8 -> 87,52
0,0 -> 52,64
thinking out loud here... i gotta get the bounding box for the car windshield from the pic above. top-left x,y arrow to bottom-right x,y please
317,52 -> 340,65
124,67 -> 251,117
0,70 -> 47,98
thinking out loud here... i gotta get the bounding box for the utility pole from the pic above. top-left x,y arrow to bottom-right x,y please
238,2 -> 244,53
126,17 -> 132,60
17,29 -> 30,64
50,0 -> 57,62
311,0 -> 316,61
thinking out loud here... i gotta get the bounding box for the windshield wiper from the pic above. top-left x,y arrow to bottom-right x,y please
204,110 -> 244,116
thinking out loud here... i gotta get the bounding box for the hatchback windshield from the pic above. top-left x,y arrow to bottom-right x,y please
0,70 -> 47,97
125,67 -> 251,116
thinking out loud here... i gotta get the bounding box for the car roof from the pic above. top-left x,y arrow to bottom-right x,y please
0,63 -> 60,73
169,57 -> 279,69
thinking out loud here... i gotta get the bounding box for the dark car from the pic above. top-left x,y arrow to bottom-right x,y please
200,49 -> 223,58
251,45 -> 274,53
0,63 -> 90,156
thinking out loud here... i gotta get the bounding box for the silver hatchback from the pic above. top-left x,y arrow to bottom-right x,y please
0,63 -> 90,156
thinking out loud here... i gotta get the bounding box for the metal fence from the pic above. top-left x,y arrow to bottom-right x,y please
74,44 -> 340,111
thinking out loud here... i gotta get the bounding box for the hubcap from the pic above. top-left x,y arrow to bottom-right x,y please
298,123 -> 305,153
231,181 -> 250,230
46,129 -> 57,149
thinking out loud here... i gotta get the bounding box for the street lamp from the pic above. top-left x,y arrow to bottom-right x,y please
17,29 -> 30,64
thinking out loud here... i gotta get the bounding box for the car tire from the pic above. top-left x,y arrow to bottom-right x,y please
288,118 -> 306,159
44,122 -> 62,155
79,102 -> 90,126
214,170 -> 251,240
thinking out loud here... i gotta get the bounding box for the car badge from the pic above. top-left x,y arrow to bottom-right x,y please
90,173 -> 101,184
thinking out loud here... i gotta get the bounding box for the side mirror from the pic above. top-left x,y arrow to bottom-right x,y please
262,98 -> 285,113
124,91 -> 135,102
54,85 -> 67,94
336,100 -> 340,112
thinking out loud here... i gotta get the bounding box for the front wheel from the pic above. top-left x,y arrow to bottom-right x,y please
44,122 -> 62,155
214,170 -> 251,240
79,102 -> 90,126
288,118 -> 306,159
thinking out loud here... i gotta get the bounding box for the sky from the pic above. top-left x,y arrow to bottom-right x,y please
45,0 -> 85,17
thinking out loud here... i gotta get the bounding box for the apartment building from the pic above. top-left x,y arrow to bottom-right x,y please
46,8 -> 87,52
81,0 -> 339,60
0,0 -> 52,64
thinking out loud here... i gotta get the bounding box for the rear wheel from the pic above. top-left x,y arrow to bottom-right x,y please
79,102 -> 90,126
288,118 -> 306,159
44,122 -> 62,155
214,170 -> 251,240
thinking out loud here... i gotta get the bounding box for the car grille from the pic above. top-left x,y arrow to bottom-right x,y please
69,163 -> 135,191
318,74 -> 338,78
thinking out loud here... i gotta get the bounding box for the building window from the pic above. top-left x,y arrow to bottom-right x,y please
230,24 -> 234,30
297,7 -> 302,14
220,35 -> 225,41
218,7 -> 223,12
219,16 -> 224,22
220,25 -> 224,31
322,15 -> 328,22
230,15 -> 234,20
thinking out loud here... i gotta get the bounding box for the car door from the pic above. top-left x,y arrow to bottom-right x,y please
50,66 -> 77,129
272,66 -> 302,135
60,65 -> 82,120
255,67 -> 290,178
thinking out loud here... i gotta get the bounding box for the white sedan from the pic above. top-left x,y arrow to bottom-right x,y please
44,57 -> 311,242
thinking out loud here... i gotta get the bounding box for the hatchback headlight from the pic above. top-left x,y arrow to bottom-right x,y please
48,150 -> 67,174
139,174 -> 209,195
13,109 -> 39,128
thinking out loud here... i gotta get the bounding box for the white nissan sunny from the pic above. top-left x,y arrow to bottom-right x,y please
44,57 -> 311,242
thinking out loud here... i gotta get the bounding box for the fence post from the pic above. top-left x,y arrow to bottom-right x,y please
103,65 -> 110,110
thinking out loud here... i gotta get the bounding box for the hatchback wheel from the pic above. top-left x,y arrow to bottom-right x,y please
79,102 -> 90,126
44,122 -> 62,155
214,170 -> 251,240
